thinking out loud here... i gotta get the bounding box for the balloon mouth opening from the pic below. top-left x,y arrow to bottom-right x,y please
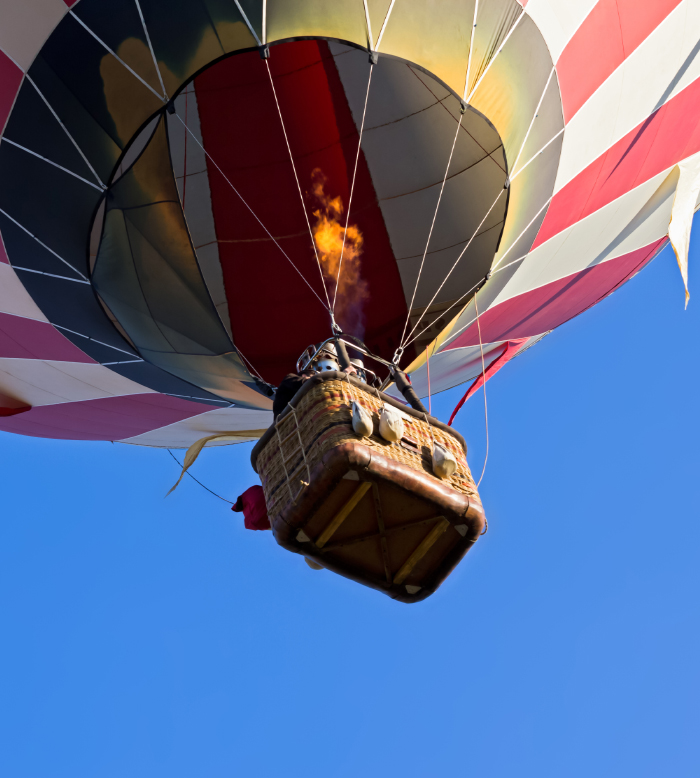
89,38 -> 508,393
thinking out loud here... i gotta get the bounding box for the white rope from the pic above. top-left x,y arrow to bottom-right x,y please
69,10 -> 166,103
490,194 -> 553,273
333,63 -> 374,314
403,275 -> 483,350
232,0 -> 262,46
400,111 -> 464,346
401,186 -> 505,348
265,61 -> 332,310
0,207 -> 89,281
26,75 -> 105,189
464,0 -> 479,100
374,0 -> 397,51
473,291 -> 489,488
509,67 -> 554,176
173,112 -> 329,310
2,138 -> 105,191
465,8 -> 525,104
362,0 -> 374,49
133,0 -> 168,99
12,266 -> 90,284
510,127 -> 565,183
53,324 -> 138,356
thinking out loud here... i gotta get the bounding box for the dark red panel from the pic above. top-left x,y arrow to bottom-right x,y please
0,229 -> 9,264
0,49 -> 22,134
0,311 -> 94,362
195,41 -> 410,384
534,77 -> 700,250
557,0 -> 682,122
0,393 -> 210,440
448,239 -> 665,347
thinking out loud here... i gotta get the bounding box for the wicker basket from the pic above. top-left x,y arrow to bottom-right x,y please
251,372 -> 485,602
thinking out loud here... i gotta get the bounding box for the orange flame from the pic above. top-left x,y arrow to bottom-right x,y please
311,169 -> 369,336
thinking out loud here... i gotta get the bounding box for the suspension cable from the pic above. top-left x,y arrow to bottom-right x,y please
473,292 -> 489,488
399,110 -> 464,346
173,112 -> 329,311
333,62 -> 374,313
265,60 -> 332,310
401,186 -> 505,348
166,449 -> 234,504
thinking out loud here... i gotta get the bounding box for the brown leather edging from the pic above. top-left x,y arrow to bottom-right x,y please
251,371 -> 468,472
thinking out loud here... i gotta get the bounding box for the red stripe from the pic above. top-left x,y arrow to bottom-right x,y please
447,239 -> 665,348
557,0 -> 682,122
448,338 -> 527,426
0,230 -> 9,264
0,50 -> 22,135
0,312 -> 94,362
0,393 -> 210,441
195,41 -> 410,384
534,77 -> 700,251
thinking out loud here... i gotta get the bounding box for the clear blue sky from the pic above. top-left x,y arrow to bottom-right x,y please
1,236 -> 699,778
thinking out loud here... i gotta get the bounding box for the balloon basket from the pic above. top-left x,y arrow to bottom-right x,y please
251,373 -> 485,603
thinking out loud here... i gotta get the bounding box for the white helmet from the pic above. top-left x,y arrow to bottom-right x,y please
313,342 -> 339,373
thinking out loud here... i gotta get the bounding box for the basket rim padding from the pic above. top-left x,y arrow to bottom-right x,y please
250,371 -> 467,473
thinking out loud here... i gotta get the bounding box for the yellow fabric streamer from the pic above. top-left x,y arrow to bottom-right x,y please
166,430 -> 267,496
669,151 -> 700,309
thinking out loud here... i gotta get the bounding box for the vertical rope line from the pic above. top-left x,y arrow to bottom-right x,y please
173,112 -> 329,309
400,111 -> 464,346
426,343 -> 433,415
265,60 -> 332,311
26,75 -> 105,189
509,66 -> 554,176
183,88 -> 188,209
333,63 -> 374,314
464,0 -> 479,100
134,0 -> 168,99
402,186 -> 505,347
474,292 -> 489,488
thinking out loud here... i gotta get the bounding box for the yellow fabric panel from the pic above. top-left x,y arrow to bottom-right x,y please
266,0 -> 368,49
469,14 -> 555,163
374,0 -> 476,98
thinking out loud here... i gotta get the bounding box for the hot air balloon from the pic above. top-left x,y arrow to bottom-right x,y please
0,0 -> 698,599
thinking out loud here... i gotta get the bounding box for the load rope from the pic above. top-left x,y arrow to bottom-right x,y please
334,62 -> 374,314
265,60 -> 332,310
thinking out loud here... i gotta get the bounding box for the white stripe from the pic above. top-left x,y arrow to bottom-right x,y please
524,0 -> 599,63
490,166 -> 679,306
555,0 -> 700,193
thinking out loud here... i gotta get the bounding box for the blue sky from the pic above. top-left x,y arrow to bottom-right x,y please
1,237 -> 699,777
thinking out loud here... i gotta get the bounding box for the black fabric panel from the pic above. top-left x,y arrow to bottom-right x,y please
94,118 -> 234,356
2,84 -> 97,182
92,116 -> 265,404
29,14 -> 162,182
28,56 -> 122,183
73,0 -> 165,96
0,213 -> 86,279
13,270 -> 138,357
235,0 -> 264,42
105,360 -> 230,405
0,143 -> 99,276
138,0 -> 226,83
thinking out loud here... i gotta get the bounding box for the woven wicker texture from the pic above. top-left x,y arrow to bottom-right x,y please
256,379 -> 481,525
